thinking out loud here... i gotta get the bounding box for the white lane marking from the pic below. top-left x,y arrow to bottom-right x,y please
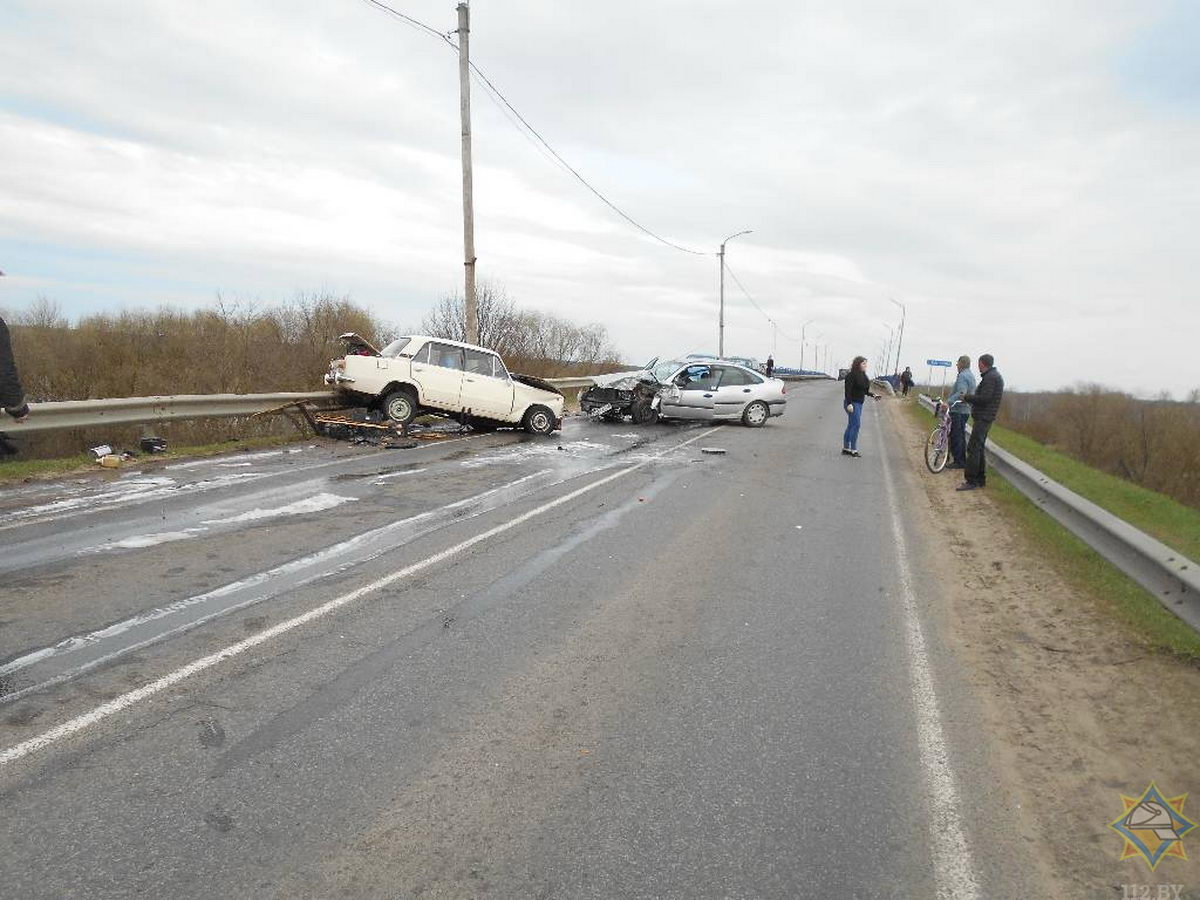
100,529 -> 207,550
372,467 -> 427,483
0,472 -> 554,685
202,492 -> 357,525
0,427 -> 718,766
877,421 -> 981,899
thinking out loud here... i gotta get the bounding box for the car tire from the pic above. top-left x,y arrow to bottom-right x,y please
523,405 -> 555,436
742,400 -> 769,427
381,388 -> 418,425
630,397 -> 659,425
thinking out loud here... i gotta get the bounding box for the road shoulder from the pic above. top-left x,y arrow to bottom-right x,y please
883,398 -> 1200,894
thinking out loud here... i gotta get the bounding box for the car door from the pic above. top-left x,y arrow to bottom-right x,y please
411,341 -> 464,410
660,364 -> 719,419
461,349 -> 515,419
711,365 -> 760,418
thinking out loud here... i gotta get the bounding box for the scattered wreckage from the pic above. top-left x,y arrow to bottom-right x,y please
325,334 -> 564,435
581,358 -> 787,427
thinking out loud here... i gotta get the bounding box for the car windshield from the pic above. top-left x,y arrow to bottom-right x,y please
380,337 -> 412,358
650,359 -> 686,382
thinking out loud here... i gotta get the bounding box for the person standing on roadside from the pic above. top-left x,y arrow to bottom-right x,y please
0,314 -> 29,424
958,353 -> 1003,491
765,355 -> 775,377
842,355 -> 878,458
899,367 -> 914,396
944,355 -> 976,469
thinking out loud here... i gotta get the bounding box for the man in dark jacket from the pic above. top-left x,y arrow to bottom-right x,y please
957,353 -> 1003,490
0,314 -> 30,423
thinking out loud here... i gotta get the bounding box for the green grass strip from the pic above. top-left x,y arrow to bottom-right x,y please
907,400 -> 1200,560
904,400 -> 1200,658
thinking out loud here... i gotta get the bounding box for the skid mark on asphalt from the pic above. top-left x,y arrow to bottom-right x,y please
0,427 -> 720,766
209,466 -> 685,776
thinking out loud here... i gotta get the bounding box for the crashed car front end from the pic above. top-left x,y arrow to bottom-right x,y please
580,375 -> 656,419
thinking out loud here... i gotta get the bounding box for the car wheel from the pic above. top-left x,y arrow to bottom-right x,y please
523,405 -> 555,436
381,388 -> 417,424
742,400 -> 769,427
630,397 -> 659,425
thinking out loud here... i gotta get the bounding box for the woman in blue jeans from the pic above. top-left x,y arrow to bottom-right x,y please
842,356 -> 878,457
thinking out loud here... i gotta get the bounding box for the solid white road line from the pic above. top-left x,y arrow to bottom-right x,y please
877,413 -> 981,900
0,426 -> 719,767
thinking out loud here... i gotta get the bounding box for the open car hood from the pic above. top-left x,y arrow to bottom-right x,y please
336,333 -> 382,357
511,373 -> 563,397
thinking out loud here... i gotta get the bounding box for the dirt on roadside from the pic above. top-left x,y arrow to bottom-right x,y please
884,399 -> 1200,898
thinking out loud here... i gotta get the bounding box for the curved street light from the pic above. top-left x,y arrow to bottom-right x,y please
799,319 -> 815,372
718,230 -> 752,358
890,297 -> 906,377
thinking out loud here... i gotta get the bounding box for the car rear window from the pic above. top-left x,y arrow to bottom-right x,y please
380,337 -> 412,358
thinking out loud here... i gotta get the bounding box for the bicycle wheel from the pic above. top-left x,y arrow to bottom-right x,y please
925,425 -> 949,473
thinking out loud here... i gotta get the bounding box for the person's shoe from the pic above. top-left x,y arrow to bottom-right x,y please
956,482 -> 980,491
841,447 -> 852,455
850,450 -> 862,458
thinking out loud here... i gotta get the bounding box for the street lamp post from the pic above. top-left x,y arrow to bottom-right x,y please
799,319 -> 815,372
718,230 -> 752,358
890,297 -> 906,377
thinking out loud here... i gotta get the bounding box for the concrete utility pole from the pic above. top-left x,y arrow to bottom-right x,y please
457,3 -> 478,345
890,298 -> 906,377
718,230 -> 751,358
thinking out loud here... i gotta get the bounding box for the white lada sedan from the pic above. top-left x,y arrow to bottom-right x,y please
325,334 -> 564,435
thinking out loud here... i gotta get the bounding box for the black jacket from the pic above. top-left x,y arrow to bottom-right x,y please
964,367 -> 1003,422
0,316 -> 28,415
843,368 -> 874,404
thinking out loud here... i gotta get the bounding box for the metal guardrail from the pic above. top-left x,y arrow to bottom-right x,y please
5,378 -> 600,435
7,392 -> 344,434
915,394 -> 1200,632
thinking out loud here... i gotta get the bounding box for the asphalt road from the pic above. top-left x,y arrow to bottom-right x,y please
0,382 -> 1038,898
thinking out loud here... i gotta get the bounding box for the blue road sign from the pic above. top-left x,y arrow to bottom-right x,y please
926,359 -> 952,367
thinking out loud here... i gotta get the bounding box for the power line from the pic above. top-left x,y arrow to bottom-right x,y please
357,0 -> 710,257
356,0 -> 453,45
723,262 -> 798,341
466,63 -> 708,256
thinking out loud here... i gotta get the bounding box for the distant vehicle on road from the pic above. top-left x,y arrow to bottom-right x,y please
722,355 -> 761,371
325,334 -> 564,435
581,359 -> 786,427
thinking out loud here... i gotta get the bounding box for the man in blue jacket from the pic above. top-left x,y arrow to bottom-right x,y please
958,354 -> 1004,491
945,355 -> 976,469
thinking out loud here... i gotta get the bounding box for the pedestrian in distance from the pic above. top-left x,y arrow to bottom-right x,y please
944,355 -> 976,469
841,355 -> 878,458
957,353 -> 1004,491
0,314 -> 29,424
765,355 -> 775,377
899,367 -> 914,397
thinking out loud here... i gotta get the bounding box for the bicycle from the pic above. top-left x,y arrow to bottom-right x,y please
924,398 -> 950,473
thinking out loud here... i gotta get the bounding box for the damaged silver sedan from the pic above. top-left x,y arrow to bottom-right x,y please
581,359 -> 787,427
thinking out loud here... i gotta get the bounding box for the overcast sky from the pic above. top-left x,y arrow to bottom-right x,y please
1,1 -> 1197,394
